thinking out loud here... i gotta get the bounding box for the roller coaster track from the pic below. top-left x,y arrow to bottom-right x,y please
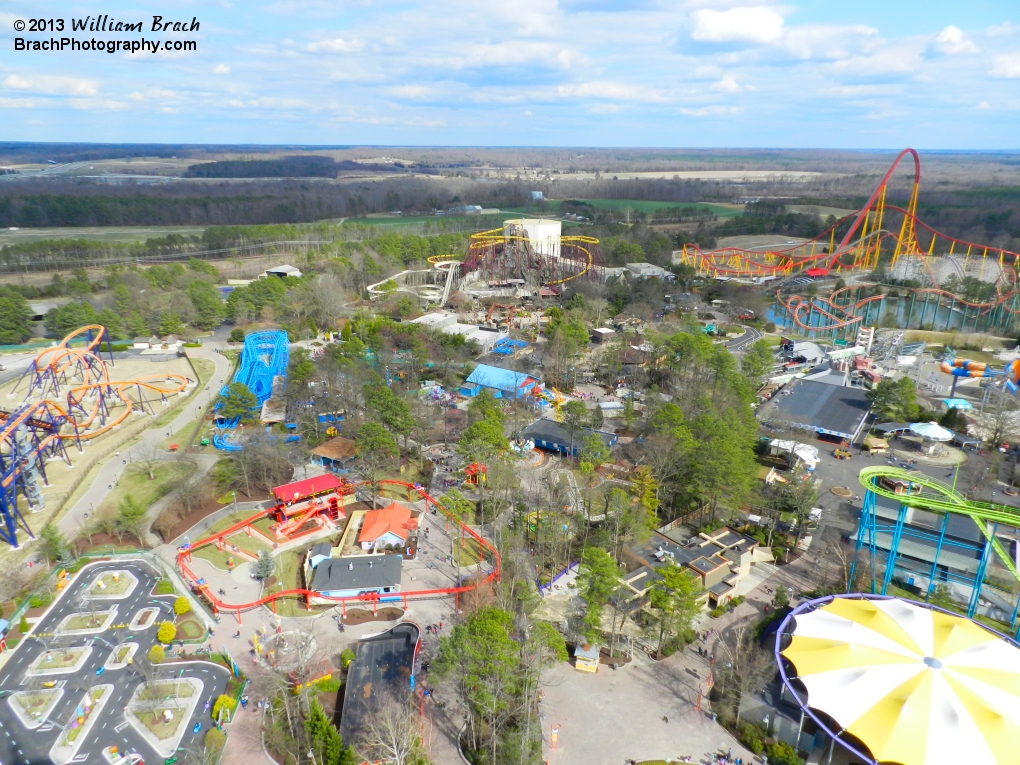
678,149 -> 1020,334
1,325 -> 190,548
463,228 -> 600,286
175,479 -> 500,621
855,466 -> 1020,593
213,330 -> 289,451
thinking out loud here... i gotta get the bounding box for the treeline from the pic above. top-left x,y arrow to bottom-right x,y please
0,192 -> 348,228
183,156 -> 404,179
0,222 -> 471,271
711,201 -> 825,240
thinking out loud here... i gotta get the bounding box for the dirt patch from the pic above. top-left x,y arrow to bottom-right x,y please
156,487 -> 275,542
599,650 -> 631,667
341,607 -> 404,625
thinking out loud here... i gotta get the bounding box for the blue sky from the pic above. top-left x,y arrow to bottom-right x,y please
1,1 -> 1019,148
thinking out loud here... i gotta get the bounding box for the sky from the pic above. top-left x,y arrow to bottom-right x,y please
1,1 -> 1019,149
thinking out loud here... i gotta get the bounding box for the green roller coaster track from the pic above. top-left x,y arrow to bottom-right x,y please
853,466 -> 1020,636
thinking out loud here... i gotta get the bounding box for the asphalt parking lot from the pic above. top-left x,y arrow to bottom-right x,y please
0,560 -> 228,765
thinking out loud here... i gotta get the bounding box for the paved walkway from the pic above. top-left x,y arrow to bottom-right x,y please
58,346 -> 231,539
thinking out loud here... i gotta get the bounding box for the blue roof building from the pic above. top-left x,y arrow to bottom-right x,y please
461,364 -> 538,399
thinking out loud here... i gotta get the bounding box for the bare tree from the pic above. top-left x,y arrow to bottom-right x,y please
713,623 -> 776,723
356,698 -> 423,765
135,441 -> 164,481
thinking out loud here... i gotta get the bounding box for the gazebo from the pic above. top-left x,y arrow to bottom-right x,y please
909,421 -> 954,455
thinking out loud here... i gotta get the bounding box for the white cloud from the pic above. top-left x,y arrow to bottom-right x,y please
556,81 -> 662,102
830,46 -> 921,75
69,99 -> 126,111
987,23 -> 1018,38
306,37 -> 364,54
933,25 -> 978,55
822,84 -> 902,98
3,74 -> 99,96
991,52 -> 1020,78
213,64 -> 231,74
690,7 -> 784,44
679,105 -> 743,117
388,85 -> 433,99
780,24 -> 878,60
451,42 -> 578,70
977,101 -> 991,109
0,97 -> 38,109
711,76 -> 742,93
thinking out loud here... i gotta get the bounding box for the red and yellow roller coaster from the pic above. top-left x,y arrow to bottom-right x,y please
678,149 -> 1020,335
462,225 -> 600,286
175,479 -> 500,622
0,325 -> 190,548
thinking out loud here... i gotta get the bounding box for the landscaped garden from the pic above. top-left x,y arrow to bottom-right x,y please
133,682 -> 196,740
89,572 -> 133,596
33,647 -> 87,669
14,690 -> 58,717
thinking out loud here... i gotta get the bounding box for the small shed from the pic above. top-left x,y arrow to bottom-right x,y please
573,643 -> 599,673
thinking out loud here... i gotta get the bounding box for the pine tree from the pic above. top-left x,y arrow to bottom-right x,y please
253,549 -> 275,581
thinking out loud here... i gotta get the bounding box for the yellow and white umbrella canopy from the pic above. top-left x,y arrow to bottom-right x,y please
782,597 -> 1020,765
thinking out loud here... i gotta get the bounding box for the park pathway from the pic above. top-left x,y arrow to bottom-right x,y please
58,345 -> 231,538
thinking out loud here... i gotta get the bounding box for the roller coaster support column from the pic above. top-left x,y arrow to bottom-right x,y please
1010,594 -> 1020,639
925,515 -> 951,601
881,503 -> 908,596
850,491 -> 878,594
968,522 -> 996,618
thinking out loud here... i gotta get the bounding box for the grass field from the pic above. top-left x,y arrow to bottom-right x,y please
550,198 -> 743,218
89,573 -> 133,595
94,462 -> 178,523
154,357 -> 216,430
0,225 -> 207,246
453,535 -> 485,567
37,646 -> 87,666
225,530 -> 272,558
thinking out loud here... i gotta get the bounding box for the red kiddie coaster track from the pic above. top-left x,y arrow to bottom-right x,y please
677,149 -> 1020,334
175,479 -> 500,623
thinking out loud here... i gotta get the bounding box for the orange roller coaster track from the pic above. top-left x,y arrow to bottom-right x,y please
678,149 -> 1020,336
1,325 -> 191,548
175,479 -> 500,622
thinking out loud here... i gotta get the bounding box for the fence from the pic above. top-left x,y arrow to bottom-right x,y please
538,561 -> 578,597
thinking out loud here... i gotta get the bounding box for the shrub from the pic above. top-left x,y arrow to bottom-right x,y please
157,621 -> 177,644
340,648 -> 355,668
182,342 -> 201,348
173,596 -> 191,616
18,615 -> 29,633
315,677 -> 342,693
109,343 -> 132,352
148,644 -> 165,663
765,741 -> 804,765
212,694 -> 236,721
710,607 -> 726,618
228,328 -> 245,343
204,727 -> 226,754
737,721 -> 764,754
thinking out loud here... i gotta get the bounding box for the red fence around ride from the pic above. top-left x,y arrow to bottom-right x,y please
175,479 -> 501,623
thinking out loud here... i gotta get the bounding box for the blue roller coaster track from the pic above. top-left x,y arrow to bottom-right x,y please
214,330 -> 289,451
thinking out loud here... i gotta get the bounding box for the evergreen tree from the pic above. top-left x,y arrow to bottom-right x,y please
253,549 -> 275,581
305,699 -> 355,765
0,290 -> 33,344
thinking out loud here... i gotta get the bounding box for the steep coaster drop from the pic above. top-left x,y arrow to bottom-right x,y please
213,330 -> 289,451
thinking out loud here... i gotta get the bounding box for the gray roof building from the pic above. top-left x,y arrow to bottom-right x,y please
521,417 -> 617,456
758,378 -> 872,441
310,554 -> 401,594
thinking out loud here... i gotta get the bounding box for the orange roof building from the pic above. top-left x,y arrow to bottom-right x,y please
358,503 -> 418,551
